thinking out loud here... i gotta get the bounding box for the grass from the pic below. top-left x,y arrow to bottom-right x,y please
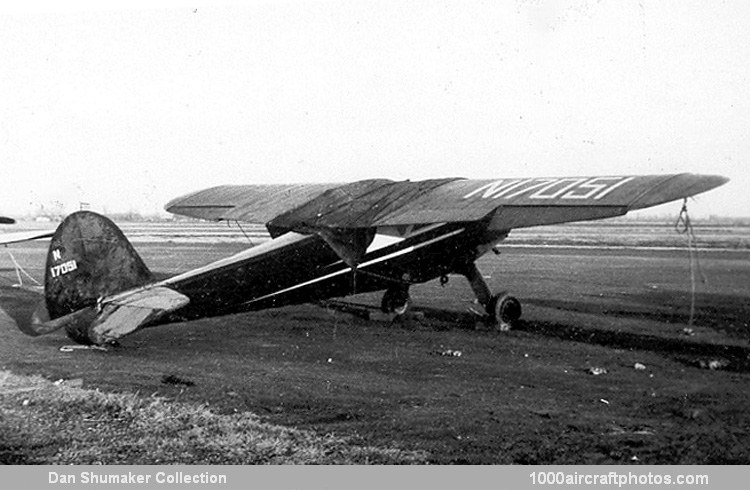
0,371 -> 427,464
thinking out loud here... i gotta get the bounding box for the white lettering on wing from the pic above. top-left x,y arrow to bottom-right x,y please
463,176 -> 635,201
592,176 -> 635,199
462,179 -> 523,199
503,179 -> 557,199
528,178 -> 586,199
561,177 -> 623,199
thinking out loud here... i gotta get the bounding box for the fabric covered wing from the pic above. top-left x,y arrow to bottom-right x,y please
165,173 -> 728,231
373,174 -> 728,230
164,184 -> 339,222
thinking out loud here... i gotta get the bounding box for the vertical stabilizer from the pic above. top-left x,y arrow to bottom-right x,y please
43,211 -> 153,342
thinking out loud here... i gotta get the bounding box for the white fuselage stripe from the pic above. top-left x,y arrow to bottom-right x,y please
244,226 -> 465,305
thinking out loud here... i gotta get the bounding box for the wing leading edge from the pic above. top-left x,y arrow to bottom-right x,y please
166,173 -> 728,232
164,183 -> 340,223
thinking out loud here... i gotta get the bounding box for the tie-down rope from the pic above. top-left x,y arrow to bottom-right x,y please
674,198 -> 706,326
5,249 -> 42,287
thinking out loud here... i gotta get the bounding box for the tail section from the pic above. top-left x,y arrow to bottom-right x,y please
42,211 -> 154,343
45,211 -> 153,318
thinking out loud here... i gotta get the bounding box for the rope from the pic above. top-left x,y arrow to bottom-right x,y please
674,198 -> 706,326
6,249 -> 42,287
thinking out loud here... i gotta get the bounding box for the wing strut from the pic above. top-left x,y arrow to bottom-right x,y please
233,220 -> 256,245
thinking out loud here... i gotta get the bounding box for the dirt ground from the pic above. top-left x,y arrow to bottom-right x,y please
1,239 -> 749,464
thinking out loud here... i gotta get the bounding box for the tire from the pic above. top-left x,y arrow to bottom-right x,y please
381,287 -> 411,315
487,293 -> 522,324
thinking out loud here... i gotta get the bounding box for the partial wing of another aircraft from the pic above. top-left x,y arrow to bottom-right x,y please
0,220 -> 54,293
0,229 -> 55,246
1,215 -> 55,245
15,173 -> 729,346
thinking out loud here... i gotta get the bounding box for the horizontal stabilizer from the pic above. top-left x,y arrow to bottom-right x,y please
29,304 -> 97,337
88,286 -> 190,344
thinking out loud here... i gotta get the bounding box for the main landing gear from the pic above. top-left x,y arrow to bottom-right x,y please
380,285 -> 411,315
376,262 -> 521,327
459,262 -> 522,327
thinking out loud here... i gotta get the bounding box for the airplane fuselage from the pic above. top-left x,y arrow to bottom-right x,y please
156,221 -> 505,323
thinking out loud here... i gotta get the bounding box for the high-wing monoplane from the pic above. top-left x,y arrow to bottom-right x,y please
18,173 -> 727,345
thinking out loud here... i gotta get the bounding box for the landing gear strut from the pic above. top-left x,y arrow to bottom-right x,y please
459,262 -> 522,326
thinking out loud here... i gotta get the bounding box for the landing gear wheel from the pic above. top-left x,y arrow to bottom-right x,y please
381,287 -> 411,315
487,292 -> 522,325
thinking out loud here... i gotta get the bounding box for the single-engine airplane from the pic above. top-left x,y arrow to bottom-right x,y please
17,173 -> 727,345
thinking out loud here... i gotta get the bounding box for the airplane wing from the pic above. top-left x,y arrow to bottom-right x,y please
0,229 -> 55,245
164,183 -> 339,222
166,173 -> 728,233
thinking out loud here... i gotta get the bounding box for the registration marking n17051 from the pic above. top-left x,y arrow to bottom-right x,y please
463,176 -> 635,201
50,260 -> 78,278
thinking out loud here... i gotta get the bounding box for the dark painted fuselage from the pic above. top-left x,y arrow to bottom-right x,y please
158,221 -> 503,324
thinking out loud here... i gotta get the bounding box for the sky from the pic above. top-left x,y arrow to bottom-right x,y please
1,0 -> 748,218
